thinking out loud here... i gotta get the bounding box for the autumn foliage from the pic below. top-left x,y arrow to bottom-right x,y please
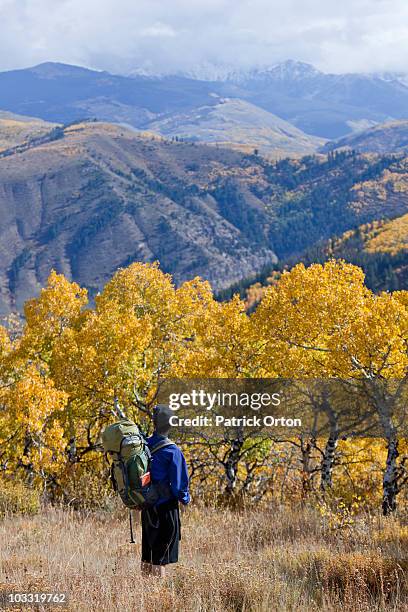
1,260 -> 408,514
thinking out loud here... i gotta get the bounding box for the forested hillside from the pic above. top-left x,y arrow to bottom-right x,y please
276,211 -> 408,294
322,120 -> 408,154
0,121 -> 278,313
2,120 -> 408,313
320,216 -> 408,291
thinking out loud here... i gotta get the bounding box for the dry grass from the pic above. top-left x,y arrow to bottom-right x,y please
1,504 -> 408,611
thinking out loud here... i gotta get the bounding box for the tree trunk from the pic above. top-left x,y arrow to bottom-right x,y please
320,426 -> 339,491
317,385 -> 339,492
67,405 -> 77,463
67,437 -> 77,463
114,396 -> 127,419
300,437 -> 313,498
382,433 -> 399,516
224,434 -> 243,494
369,380 -> 401,516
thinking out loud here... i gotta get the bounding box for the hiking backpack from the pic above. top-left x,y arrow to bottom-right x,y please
101,418 -> 174,509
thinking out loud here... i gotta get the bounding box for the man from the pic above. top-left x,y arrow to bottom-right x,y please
141,404 -> 190,577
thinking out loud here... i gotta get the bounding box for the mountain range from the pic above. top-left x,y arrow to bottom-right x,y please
2,60 -> 408,143
2,60 -> 408,312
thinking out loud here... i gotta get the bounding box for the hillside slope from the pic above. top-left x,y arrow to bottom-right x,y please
221,211 -> 408,306
2,124 -> 408,313
322,121 -> 408,154
325,215 -> 408,291
0,112 -> 56,152
365,214 -> 408,254
0,122 -> 278,313
267,212 -> 408,295
146,98 -> 325,157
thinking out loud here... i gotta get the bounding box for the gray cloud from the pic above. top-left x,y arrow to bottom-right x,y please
0,0 -> 407,74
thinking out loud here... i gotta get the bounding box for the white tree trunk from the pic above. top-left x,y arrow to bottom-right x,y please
320,429 -> 339,491
225,433 -> 243,494
382,433 -> 399,515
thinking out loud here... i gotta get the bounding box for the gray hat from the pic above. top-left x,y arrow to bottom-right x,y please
153,404 -> 173,436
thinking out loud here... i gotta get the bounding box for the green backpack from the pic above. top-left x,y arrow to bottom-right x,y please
101,418 -> 174,509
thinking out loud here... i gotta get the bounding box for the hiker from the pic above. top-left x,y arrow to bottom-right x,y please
140,404 -> 190,577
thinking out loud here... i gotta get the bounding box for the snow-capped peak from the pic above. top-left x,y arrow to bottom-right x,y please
185,60 -> 322,83
127,60 -> 323,83
375,71 -> 408,89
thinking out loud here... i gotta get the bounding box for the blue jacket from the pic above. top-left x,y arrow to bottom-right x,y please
148,433 -> 190,506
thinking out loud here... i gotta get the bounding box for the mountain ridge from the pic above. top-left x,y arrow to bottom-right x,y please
2,121 -> 408,313
2,61 -> 408,141
0,121 -> 278,314
147,98 -> 325,157
322,120 -> 408,154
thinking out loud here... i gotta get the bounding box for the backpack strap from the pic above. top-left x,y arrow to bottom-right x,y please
150,438 -> 176,455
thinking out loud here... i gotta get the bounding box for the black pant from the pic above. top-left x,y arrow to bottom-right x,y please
141,498 -> 181,565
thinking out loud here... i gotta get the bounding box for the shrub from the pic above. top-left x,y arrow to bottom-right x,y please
0,479 -> 40,516
56,461 -> 114,510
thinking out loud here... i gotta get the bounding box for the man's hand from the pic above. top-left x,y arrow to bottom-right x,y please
180,498 -> 191,512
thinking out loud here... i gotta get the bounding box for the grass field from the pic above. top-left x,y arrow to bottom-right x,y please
1,503 -> 408,611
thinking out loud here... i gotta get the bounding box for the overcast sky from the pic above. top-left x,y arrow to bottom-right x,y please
0,0 -> 407,75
